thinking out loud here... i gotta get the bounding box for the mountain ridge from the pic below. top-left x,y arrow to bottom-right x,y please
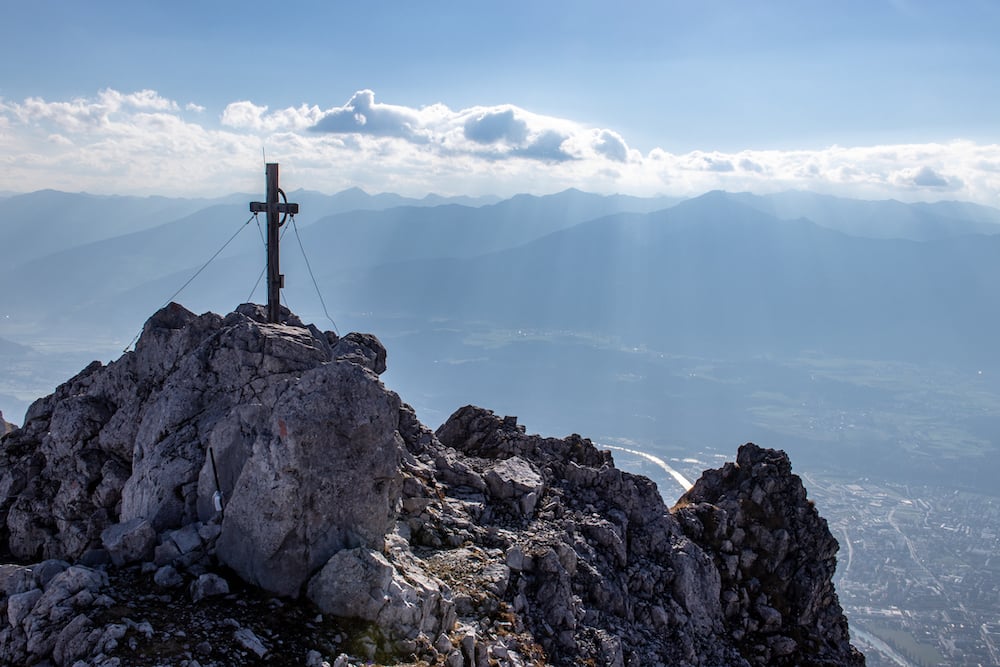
0,302 -> 864,666
342,195 -> 1000,365
716,189 -> 1000,240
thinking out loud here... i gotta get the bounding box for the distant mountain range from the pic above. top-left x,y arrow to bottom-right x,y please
725,190 -> 1000,240
2,187 -> 999,369
0,187 -> 500,269
0,188 -> 681,332
339,191 -> 1000,365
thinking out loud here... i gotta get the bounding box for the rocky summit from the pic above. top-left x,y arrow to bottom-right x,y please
0,303 -> 864,666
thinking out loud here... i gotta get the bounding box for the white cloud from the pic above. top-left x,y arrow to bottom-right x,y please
312,89 -> 424,139
1,88 -> 999,207
221,100 -> 269,129
683,152 -> 736,173
463,108 -> 529,145
512,130 -> 574,163
221,100 -> 323,132
46,133 -> 73,146
891,165 -> 960,189
100,89 -> 179,112
593,130 -> 629,163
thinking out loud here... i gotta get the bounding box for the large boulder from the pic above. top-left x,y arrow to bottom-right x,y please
100,517 -> 156,566
119,308 -> 333,530
306,536 -> 455,641
215,360 -> 403,597
0,302 -> 400,600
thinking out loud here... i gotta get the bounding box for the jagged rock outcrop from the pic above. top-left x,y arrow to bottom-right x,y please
0,304 -> 864,666
0,303 -> 393,567
674,443 -> 865,666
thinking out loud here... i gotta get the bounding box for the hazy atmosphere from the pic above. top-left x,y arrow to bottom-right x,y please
2,2 -> 1000,666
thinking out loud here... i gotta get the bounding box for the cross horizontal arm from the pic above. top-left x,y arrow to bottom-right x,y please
249,202 -> 298,214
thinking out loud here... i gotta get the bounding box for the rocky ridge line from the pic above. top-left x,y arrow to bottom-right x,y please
0,303 -> 864,666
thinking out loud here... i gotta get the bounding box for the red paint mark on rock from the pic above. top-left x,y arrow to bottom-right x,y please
278,419 -> 288,439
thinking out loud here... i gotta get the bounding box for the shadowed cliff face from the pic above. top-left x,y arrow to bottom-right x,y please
675,444 -> 864,666
0,304 -> 863,666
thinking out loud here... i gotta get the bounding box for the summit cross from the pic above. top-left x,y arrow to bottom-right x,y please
249,163 -> 299,324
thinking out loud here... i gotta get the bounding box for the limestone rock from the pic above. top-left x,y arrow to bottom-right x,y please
306,548 -> 395,621
427,405 -> 739,665
483,456 -> 544,516
51,612 -> 96,665
675,442 -> 865,666
18,565 -> 107,661
153,565 -> 184,589
7,588 -> 42,627
0,410 -> 14,436
189,573 -> 230,602
331,332 -> 388,375
100,518 -> 156,567
0,564 -> 35,597
306,539 -> 454,640
215,360 -> 403,597
0,302 -> 397,594
233,626 -> 268,657
32,560 -> 70,589
0,305 -> 863,666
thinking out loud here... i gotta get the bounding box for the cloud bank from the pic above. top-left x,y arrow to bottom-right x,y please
2,88 -> 999,207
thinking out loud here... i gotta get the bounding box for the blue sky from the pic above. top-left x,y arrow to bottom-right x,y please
2,1 -> 999,203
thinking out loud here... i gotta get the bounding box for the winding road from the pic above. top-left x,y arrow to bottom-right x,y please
602,444 -> 693,493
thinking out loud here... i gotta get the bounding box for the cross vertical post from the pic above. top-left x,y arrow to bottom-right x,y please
264,163 -> 281,324
249,163 -> 299,323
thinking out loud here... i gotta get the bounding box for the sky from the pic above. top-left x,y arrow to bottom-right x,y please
2,0 -> 999,205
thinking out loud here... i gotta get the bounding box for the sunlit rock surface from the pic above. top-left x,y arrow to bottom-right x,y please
0,410 -> 13,435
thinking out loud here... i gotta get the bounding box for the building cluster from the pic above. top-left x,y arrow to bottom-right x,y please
807,477 -> 1000,667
